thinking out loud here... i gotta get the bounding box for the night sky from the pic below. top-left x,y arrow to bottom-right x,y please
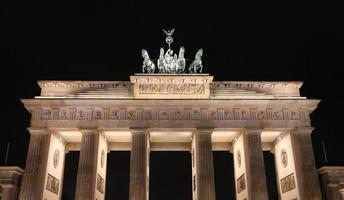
1,0 -> 343,199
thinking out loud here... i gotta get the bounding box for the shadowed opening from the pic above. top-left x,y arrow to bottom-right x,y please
62,151 -> 79,200
149,151 -> 192,200
105,151 -> 130,200
213,151 -> 235,200
263,151 -> 279,200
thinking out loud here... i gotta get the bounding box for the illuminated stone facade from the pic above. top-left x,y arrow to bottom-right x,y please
17,74 -> 322,200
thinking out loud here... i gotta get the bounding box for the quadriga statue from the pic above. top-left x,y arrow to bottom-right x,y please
188,49 -> 203,73
141,49 -> 156,73
176,46 -> 186,73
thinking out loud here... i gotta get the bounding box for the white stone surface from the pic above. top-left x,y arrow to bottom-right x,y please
42,133 -> 66,200
274,133 -> 300,199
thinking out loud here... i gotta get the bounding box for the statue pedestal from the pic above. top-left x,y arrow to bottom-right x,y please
130,74 -> 213,99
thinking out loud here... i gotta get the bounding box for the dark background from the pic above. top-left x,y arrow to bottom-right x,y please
0,0 -> 343,199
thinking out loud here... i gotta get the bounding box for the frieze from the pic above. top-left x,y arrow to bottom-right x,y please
211,82 -> 302,89
38,81 -> 301,90
138,83 -> 205,95
131,74 -> 212,99
38,81 -> 131,89
35,107 -> 310,121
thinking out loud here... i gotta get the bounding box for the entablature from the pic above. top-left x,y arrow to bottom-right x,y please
36,76 -> 304,99
22,99 -> 319,129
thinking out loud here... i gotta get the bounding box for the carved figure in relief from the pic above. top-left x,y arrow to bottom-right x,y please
141,49 -> 156,73
188,49 -> 203,73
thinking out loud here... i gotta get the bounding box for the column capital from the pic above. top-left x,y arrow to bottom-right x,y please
232,128 -> 262,144
79,129 -> 99,135
129,127 -> 148,134
27,128 -> 49,135
245,128 -> 263,135
194,127 -> 214,134
292,127 -> 314,135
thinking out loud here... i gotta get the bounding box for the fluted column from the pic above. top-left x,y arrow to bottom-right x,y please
273,128 -> 322,200
232,129 -> 268,200
191,128 -> 216,200
75,130 -> 108,200
18,129 -> 50,200
129,129 -> 149,200
291,128 -> 322,199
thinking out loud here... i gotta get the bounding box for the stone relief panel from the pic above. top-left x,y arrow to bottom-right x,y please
281,173 -> 296,193
35,107 -> 311,121
96,174 -> 104,194
237,173 -> 246,194
53,149 -> 60,169
46,174 -> 60,195
138,83 -> 205,95
237,150 -> 241,168
280,149 -> 288,168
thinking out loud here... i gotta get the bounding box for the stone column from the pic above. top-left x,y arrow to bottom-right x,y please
75,130 -> 108,200
0,166 -> 24,200
191,128 -> 216,200
18,129 -> 67,200
232,129 -> 268,200
273,128 -> 322,200
129,129 -> 150,200
318,167 -> 344,200
339,186 -> 344,200
18,129 -> 50,200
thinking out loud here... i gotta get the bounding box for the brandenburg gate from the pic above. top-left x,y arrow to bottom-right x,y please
17,31 -> 322,200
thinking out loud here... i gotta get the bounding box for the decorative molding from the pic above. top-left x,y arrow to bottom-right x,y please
32,107 -> 311,121
38,81 -> 131,89
36,79 -> 303,98
38,81 -> 301,90
211,81 -> 302,89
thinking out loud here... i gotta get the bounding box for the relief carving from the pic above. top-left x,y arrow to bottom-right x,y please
273,110 -> 283,120
109,110 -> 119,120
42,109 -> 52,120
93,110 -> 102,120
237,173 -> 246,194
257,110 -> 266,120
33,107 -> 310,122
46,174 -> 60,195
281,173 -> 296,193
290,111 -> 300,120
138,83 -> 205,95
96,174 -> 104,194
59,110 -> 68,120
